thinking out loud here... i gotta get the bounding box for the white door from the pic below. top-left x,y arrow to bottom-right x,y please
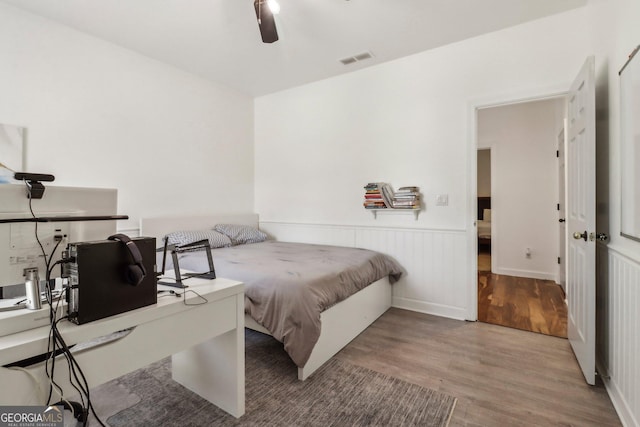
558,125 -> 566,291
566,56 -> 596,385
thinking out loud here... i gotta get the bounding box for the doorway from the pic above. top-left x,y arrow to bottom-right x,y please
475,97 -> 568,338
477,148 -> 492,273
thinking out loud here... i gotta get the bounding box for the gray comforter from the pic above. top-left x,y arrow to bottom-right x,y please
177,241 -> 403,368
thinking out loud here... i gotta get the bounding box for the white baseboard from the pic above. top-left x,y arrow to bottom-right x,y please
492,267 -> 556,281
604,384 -> 635,427
596,245 -> 640,427
598,360 -> 636,427
392,297 -> 467,321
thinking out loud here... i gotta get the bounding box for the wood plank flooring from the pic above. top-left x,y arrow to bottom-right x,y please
478,271 -> 568,338
478,253 -> 491,272
335,308 -> 621,426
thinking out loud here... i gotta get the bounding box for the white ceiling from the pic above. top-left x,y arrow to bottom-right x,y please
2,0 -> 586,97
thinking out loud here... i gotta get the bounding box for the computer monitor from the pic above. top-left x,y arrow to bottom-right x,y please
0,184 -> 119,298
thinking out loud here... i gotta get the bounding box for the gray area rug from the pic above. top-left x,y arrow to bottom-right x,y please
92,330 -> 456,426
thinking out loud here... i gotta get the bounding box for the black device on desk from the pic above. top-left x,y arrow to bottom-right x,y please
158,239 -> 217,289
156,236 -> 185,288
66,236 -> 157,325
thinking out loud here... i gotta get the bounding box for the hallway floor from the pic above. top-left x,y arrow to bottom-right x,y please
477,254 -> 567,338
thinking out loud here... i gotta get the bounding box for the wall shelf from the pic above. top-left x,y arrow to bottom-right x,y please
0,215 -> 128,224
367,208 -> 420,220
363,183 -> 421,220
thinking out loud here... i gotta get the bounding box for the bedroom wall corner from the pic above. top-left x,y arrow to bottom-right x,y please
0,3 -> 255,235
255,7 -> 591,323
585,0 -> 640,425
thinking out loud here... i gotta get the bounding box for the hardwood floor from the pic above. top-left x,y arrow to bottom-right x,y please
336,308 -> 621,426
477,271 -> 568,338
478,252 -> 491,272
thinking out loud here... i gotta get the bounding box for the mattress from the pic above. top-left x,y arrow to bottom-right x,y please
175,240 -> 403,368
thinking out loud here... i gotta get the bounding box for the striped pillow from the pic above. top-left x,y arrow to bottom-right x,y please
214,224 -> 268,245
164,229 -> 232,249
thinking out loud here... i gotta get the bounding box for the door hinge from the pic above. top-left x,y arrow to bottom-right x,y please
557,203 -> 560,211
558,256 -> 561,264
556,150 -> 559,158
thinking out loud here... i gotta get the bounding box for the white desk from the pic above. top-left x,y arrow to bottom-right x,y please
0,274 -> 245,418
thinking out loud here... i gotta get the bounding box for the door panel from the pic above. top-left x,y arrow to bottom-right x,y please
566,56 -> 596,385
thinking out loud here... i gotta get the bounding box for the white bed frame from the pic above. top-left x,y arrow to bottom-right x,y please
140,214 -> 392,380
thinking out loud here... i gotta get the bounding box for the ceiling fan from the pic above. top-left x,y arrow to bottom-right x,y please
254,0 -> 279,43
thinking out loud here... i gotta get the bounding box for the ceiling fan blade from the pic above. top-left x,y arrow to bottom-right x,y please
254,0 -> 279,43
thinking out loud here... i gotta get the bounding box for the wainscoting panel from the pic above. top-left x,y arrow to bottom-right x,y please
597,244 -> 640,427
259,222 -> 356,247
260,222 -> 469,320
118,227 -> 140,238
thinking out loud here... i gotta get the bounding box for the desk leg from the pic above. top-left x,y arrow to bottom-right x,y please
171,294 -> 245,418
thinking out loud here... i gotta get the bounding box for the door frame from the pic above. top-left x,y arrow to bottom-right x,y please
466,85 -> 568,321
557,123 -> 568,292
476,146 -> 497,272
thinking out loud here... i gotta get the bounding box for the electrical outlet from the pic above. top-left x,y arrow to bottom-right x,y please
525,247 -> 532,258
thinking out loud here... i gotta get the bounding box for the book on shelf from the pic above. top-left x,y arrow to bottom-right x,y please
393,201 -> 419,208
363,183 -> 421,210
393,195 -> 419,201
363,182 -> 392,208
391,186 -> 420,208
364,202 -> 387,208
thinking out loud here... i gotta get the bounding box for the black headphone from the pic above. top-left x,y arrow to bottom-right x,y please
108,234 -> 147,286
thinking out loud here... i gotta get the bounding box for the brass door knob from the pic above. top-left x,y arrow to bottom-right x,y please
573,231 -> 588,241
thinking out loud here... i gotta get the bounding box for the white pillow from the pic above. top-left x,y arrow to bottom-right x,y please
214,224 -> 268,245
483,209 -> 492,222
164,229 -> 232,249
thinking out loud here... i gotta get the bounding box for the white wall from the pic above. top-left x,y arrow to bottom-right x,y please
256,4 -> 640,421
255,9 -> 588,229
3,0 -> 637,423
477,99 -> 564,280
0,3 -> 255,232
585,1 -> 640,426
255,8 -> 589,319
586,0 -> 640,257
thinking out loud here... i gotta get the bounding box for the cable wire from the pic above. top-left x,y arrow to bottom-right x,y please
23,183 -> 106,427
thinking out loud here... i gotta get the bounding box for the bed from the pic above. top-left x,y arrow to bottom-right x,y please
140,214 -> 403,380
477,197 -> 491,250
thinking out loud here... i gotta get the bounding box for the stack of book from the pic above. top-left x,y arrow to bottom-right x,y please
392,186 -> 420,209
363,183 -> 389,209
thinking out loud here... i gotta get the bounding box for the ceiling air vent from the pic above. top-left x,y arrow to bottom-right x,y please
339,51 -> 374,65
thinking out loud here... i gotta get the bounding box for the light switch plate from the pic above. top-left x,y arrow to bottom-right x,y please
436,194 -> 449,206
